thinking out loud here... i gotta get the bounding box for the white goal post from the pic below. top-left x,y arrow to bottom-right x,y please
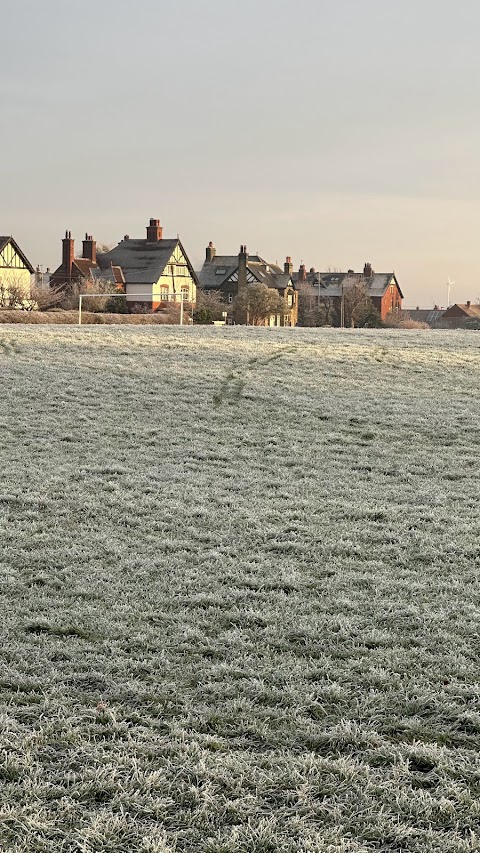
78,291 -> 188,326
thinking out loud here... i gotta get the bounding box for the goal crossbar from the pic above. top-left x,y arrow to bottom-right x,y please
78,291 -> 187,325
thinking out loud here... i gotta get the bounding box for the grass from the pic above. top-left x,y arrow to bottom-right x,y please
0,324 -> 480,852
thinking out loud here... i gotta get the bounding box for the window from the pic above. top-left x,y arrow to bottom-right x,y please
287,293 -> 293,307
216,268 -> 227,275
228,292 -> 233,303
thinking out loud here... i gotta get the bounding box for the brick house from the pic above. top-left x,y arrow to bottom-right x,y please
439,302 -> 480,328
50,219 -> 198,311
198,243 -> 298,326
295,262 -> 403,324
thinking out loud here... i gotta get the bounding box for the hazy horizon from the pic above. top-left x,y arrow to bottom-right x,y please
3,0 -> 479,307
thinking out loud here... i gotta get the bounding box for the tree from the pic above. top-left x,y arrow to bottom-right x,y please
59,277 -> 121,312
233,283 -> 287,326
342,282 -> 375,328
0,274 -> 64,311
193,289 -> 225,324
298,286 -> 337,327
384,311 -> 427,329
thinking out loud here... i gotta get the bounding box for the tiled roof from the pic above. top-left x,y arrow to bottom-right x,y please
0,236 -> 35,273
198,254 -> 294,292
297,271 -> 403,299
405,309 -> 445,324
97,238 -> 198,286
73,258 -> 98,277
198,254 -> 262,290
111,265 -> 125,286
443,303 -> 480,318
91,267 -> 117,286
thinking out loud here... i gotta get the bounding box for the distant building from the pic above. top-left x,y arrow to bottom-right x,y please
50,219 -> 198,310
439,302 -> 480,328
295,262 -> 403,324
403,307 -> 445,328
198,243 -> 298,326
0,236 -> 34,303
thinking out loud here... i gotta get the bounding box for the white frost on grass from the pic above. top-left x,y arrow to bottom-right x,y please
0,325 -> 480,852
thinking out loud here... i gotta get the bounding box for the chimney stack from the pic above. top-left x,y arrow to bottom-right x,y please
284,256 -> 293,275
238,245 -> 248,290
467,300 -> 471,308
146,218 -> 163,243
62,231 -> 74,279
364,262 -> 373,278
206,241 -> 216,262
298,263 -> 307,283
82,233 -> 97,264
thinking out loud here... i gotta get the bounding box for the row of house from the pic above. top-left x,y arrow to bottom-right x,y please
3,216 -> 473,326
406,303 -> 480,328
0,217 -> 404,325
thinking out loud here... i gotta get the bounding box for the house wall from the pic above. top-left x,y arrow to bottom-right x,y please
0,242 -> 33,304
126,283 -> 153,307
151,246 -> 197,311
373,281 -> 402,320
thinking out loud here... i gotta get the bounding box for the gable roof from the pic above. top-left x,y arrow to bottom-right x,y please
404,308 -> 445,325
73,258 -> 98,277
198,254 -> 294,292
296,271 -> 403,299
98,238 -> 199,287
0,236 -> 35,273
442,303 -> 480,318
198,254 -> 261,289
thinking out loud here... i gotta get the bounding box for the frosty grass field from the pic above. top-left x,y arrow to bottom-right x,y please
1,325 -> 480,853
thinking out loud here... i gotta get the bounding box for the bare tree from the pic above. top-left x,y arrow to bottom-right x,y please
59,277 -> 121,312
0,274 -> 64,311
298,285 -> 337,327
234,283 -> 287,326
342,282 -> 375,328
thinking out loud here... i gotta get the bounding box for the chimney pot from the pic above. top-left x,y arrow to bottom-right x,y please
82,233 -> 97,264
467,300 -> 471,308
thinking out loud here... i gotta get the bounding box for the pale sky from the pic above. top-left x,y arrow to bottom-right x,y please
2,0 -> 479,306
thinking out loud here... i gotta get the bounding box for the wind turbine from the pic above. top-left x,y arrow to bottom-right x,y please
447,277 -> 455,308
